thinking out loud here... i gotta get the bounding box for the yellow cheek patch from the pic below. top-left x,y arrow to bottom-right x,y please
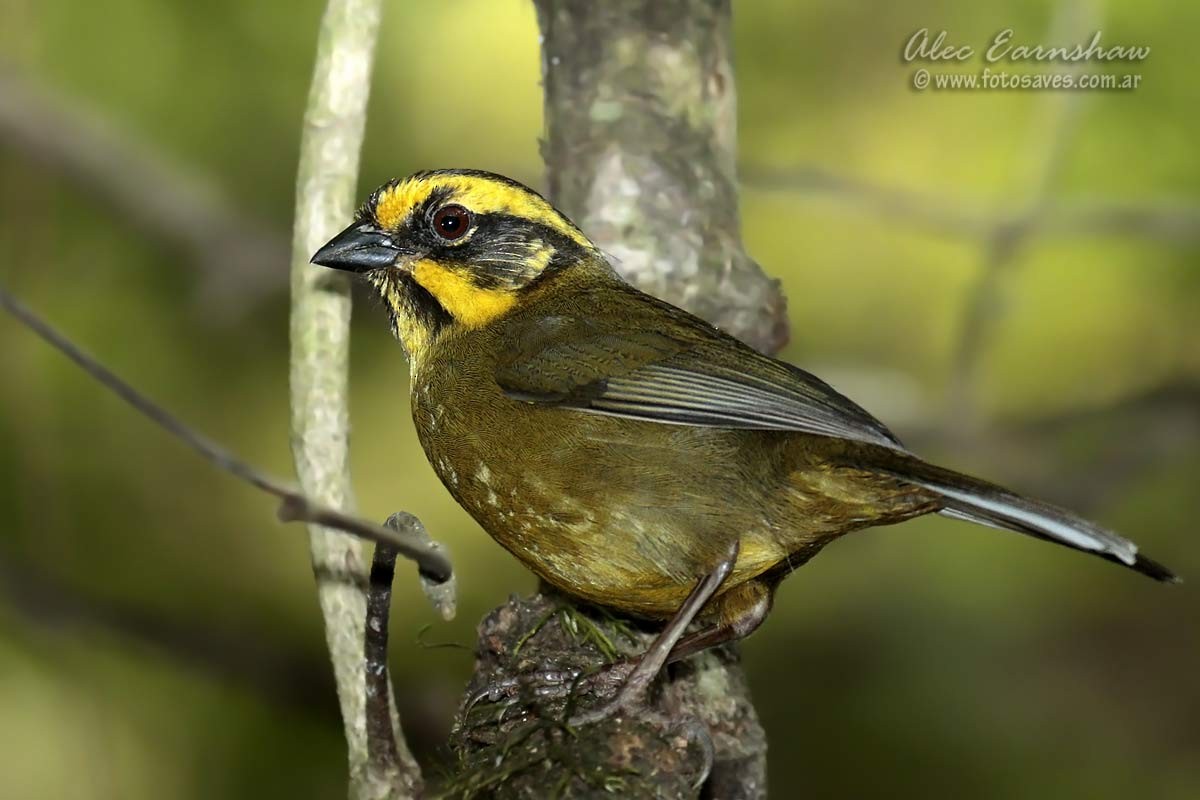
411,259 -> 517,329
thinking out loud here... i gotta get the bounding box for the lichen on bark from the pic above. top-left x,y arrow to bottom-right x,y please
536,0 -> 788,355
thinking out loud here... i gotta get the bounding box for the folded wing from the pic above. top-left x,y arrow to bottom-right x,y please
493,292 -> 904,450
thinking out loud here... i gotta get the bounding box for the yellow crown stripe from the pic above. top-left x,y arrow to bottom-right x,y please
374,175 -> 592,250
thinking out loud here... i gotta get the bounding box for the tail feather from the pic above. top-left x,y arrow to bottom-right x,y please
873,457 -> 1179,584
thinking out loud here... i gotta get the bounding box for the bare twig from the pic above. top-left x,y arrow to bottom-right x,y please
1044,200 -> 1200,243
0,65 -> 288,313
365,541 -> 402,776
906,380 -> 1200,511
0,285 -> 451,582
362,510 -> 456,792
288,1 -> 426,798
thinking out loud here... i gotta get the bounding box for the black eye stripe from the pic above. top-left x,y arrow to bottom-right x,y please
386,192 -> 591,293
443,213 -> 586,262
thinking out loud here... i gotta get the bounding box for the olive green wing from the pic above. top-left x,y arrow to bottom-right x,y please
494,305 -> 905,451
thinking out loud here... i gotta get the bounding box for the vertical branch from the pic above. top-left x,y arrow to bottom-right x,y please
536,0 -> 789,355
289,2 -> 421,797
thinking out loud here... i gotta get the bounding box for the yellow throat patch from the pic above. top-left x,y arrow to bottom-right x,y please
409,259 -> 518,329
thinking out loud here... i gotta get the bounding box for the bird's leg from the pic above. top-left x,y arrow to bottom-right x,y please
569,539 -> 740,725
666,578 -> 773,665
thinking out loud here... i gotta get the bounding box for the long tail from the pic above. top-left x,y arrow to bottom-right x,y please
868,455 -> 1179,583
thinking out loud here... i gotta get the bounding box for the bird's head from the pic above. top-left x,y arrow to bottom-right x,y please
312,169 -> 599,356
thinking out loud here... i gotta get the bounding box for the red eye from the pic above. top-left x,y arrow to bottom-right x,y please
431,204 -> 471,241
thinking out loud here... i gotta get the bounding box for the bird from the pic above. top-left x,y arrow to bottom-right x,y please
311,168 -> 1176,686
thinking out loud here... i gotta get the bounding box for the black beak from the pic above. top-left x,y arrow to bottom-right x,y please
311,222 -> 401,272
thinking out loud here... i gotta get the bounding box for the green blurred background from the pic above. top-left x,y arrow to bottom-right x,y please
1,1 -> 1196,797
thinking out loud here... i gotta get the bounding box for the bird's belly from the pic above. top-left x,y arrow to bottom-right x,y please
414,392 -> 789,618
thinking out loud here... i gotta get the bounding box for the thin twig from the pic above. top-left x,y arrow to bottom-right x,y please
0,286 -> 451,582
361,511 -> 456,784
365,540 -> 401,771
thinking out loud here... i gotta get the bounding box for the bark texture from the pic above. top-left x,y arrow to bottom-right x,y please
448,2 -> 778,797
536,0 -> 789,354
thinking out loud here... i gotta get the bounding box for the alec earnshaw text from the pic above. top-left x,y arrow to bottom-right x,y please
904,28 -> 1151,65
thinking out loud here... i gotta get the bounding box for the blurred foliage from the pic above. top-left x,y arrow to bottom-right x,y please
1,0 -> 1197,797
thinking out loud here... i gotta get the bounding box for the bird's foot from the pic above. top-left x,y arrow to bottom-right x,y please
462,659 -> 638,725
466,543 -> 740,729
566,658 -> 651,726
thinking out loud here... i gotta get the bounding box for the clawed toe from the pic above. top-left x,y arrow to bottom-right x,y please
462,666 -> 586,720
461,659 -> 644,729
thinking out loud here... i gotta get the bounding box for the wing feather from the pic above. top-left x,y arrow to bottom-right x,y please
493,288 -> 905,450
